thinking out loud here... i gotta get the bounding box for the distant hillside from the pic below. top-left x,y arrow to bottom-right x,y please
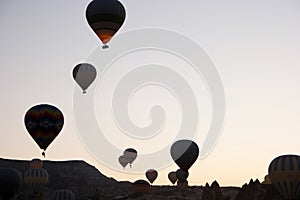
0,158 -> 285,200
0,158 -> 131,199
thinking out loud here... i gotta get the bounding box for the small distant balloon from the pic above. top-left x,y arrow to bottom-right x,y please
176,169 -> 189,182
132,180 -> 151,194
118,155 -> 128,169
177,180 -> 188,190
24,104 -> 64,157
53,190 -> 76,200
123,148 -> 137,167
145,169 -> 158,184
30,158 -> 43,169
168,171 -> 178,185
73,63 -> 97,94
86,0 -> 126,48
0,168 -> 22,200
268,154 -> 300,199
170,140 -> 199,171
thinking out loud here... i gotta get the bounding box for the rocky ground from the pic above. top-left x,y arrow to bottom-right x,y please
0,158 -> 288,200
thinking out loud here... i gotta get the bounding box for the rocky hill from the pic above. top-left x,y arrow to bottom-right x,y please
0,158 -> 286,200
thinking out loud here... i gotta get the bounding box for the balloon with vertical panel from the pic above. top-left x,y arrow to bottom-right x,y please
24,168 -> 49,194
268,154 -> 300,200
30,158 -> 43,169
52,190 -> 76,200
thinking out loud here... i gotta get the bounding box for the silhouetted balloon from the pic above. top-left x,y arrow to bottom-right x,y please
53,190 -> 76,200
124,148 -> 137,167
24,168 -> 49,193
168,171 -> 178,185
0,168 -> 22,200
132,180 -> 151,193
145,169 -> 158,184
176,169 -> 189,182
30,158 -> 43,169
86,0 -> 126,48
24,104 -> 64,157
177,180 -> 188,190
118,155 -> 128,169
170,140 -> 199,171
268,154 -> 300,199
73,63 -> 97,94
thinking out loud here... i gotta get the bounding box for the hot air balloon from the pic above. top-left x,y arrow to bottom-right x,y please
118,155 -> 128,169
268,154 -> 300,199
73,63 -> 97,94
123,148 -> 137,167
86,0 -> 126,49
30,158 -> 43,169
53,190 -> 76,200
177,180 -> 188,190
176,169 -> 189,182
24,104 -> 64,157
0,168 -> 22,200
145,169 -> 158,184
24,168 -> 49,195
168,171 -> 178,185
170,140 -> 199,171
132,180 -> 151,194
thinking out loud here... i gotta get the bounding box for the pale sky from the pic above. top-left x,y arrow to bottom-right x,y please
0,0 -> 300,186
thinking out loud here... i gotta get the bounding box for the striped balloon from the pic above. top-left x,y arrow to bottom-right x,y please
24,168 -> 49,193
53,190 -> 76,200
268,154 -> 300,199
30,158 -> 43,169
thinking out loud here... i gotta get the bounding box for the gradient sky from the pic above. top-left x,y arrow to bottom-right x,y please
1,0 -> 300,186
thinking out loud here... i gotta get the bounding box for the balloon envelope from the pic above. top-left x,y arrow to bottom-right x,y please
177,180 -> 188,190
24,104 -> 64,152
73,63 -> 97,94
30,158 -> 43,169
118,155 -> 128,169
53,190 -> 76,200
86,0 -> 126,47
170,140 -> 199,171
132,180 -> 151,193
176,169 -> 189,182
145,169 -> 158,184
123,148 -> 137,166
168,171 -> 178,185
24,168 -> 49,193
268,154 -> 300,199
0,168 -> 22,200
